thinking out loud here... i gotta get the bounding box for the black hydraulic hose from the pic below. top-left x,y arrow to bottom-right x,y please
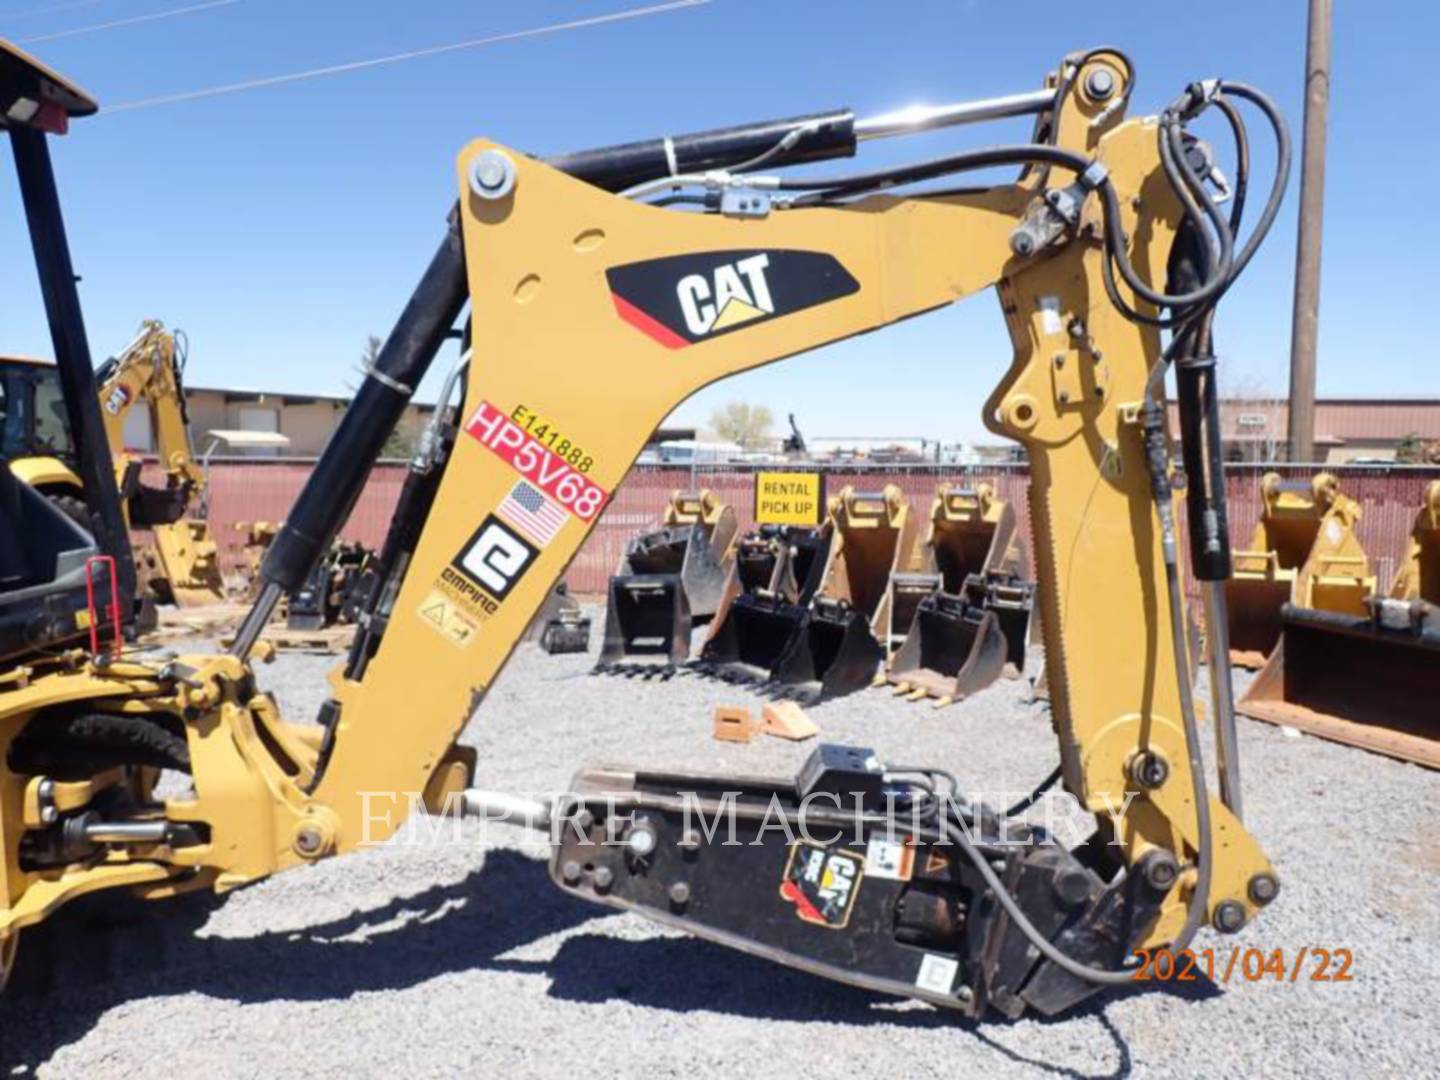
1213,95 -> 1249,236
775,142 -> 1093,200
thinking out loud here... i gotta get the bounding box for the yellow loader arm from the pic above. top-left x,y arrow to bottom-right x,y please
95,319 -> 205,511
0,49 -> 1290,1016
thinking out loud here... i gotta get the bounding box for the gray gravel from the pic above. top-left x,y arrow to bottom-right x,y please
3,606 -> 1437,1078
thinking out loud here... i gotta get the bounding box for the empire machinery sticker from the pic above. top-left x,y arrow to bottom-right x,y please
416,514 -> 539,647
779,843 -> 864,930
606,250 -> 860,349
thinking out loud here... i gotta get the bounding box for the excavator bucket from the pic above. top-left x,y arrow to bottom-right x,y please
599,574 -> 691,665
702,486 -> 914,698
1238,482 -> 1440,768
141,519 -> 225,606
697,524 -> 831,677
597,489 -> 737,664
884,484 -> 1033,702
1224,471 -> 1376,669
888,571 -> 1035,703
1390,480 -> 1440,606
1238,600 -> 1440,768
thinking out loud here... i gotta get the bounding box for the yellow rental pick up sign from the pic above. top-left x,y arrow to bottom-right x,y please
755,471 -> 824,525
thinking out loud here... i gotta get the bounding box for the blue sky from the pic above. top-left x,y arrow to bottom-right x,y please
1,0 -> 1432,443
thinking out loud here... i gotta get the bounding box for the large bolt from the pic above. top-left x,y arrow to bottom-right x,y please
625,821 -> 658,859
469,150 -> 517,200
677,829 -> 703,858
669,881 -> 692,908
293,825 -> 326,858
1248,872 -> 1280,906
561,859 -> 582,884
592,865 -> 615,893
1085,67 -> 1117,101
1053,865 -> 1093,908
1010,230 -> 1036,258
1212,900 -> 1247,934
1140,851 -> 1180,893
1129,751 -> 1170,790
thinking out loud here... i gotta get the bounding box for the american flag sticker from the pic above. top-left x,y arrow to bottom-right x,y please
498,480 -> 567,547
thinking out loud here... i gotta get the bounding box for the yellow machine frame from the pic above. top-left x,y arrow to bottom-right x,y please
0,49 -> 1279,997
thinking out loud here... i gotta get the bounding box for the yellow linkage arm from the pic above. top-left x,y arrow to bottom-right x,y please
286,116 -> 1271,942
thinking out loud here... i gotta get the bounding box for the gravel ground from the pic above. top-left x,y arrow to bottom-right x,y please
3,606 -> 1438,1078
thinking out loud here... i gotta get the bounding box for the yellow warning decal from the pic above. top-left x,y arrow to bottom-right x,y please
416,587 -> 482,648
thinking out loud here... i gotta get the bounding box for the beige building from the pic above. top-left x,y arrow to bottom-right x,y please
120,384 -> 435,459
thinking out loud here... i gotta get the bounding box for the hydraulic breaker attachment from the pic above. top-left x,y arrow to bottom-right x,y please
1224,472 -> 1375,669
1390,480 -> 1440,605
538,744 -> 1174,1019
597,490 -> 737,663
524,583 -> 592,654
139,519 -> 225,607
1238,599 -> 1440,768
887,571 -> 1035,704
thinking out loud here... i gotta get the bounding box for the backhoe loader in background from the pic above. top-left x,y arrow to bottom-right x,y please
598,488 -> 737,666
885,482 -> 1035,704
0,39 -> 1294,1018
3,320 -> 225,608
1224,471 -> 1375,668
700,485 -> 913,699
1239,479 -> 1440,768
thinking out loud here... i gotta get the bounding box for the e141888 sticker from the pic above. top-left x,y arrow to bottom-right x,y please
465,401 -> 609,521
779,843 -> 863,929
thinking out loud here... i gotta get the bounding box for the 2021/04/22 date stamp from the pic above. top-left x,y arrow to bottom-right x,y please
1130,947 -> 1354,983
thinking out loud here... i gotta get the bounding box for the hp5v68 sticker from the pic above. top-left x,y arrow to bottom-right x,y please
779,843 -> 864,929
607,249 -> 860,349
465,401 -> 609,521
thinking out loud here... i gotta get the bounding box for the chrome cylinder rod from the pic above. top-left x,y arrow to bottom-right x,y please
855,88 -> 1055,141
1201,580 -> 1244,819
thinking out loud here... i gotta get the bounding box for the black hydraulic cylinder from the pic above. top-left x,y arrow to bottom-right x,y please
544,109 -> 856,192
10,125 -> 136,611
260,215 -> 469,592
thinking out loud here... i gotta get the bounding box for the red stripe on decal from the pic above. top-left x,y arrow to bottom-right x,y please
611,292 -> 688,350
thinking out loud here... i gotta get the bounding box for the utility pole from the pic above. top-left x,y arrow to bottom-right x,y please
1288,0 -> 1332,462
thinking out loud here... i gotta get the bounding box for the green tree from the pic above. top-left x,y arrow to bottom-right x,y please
709,401 -> 774,450
1396,432 -> 1424,464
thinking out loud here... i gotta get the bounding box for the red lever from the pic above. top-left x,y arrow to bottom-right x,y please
84,555 -> 123,657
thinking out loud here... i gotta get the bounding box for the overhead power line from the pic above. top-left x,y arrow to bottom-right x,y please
105,0 -> 711,115
17,0 -> 237,44
2,0 -> 112,24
